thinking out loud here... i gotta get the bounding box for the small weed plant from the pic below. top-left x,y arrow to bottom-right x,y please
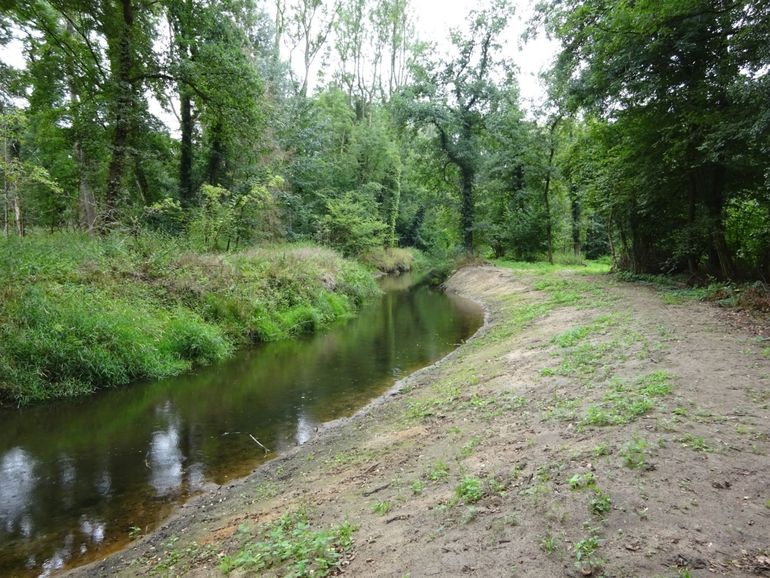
455,477 -> 484,504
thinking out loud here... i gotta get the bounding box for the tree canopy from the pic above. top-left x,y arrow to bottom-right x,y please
1,0 -> 768,279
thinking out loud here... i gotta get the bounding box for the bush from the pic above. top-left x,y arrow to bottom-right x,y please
318,191 -> 388,256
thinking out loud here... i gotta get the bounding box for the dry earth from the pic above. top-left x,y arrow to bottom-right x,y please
68,265 -> 770,578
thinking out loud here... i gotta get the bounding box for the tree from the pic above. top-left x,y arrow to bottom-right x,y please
542,0 -> 770,278
402,0 -> 512,256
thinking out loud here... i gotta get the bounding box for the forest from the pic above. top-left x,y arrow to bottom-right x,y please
2,0 -> 769,273
0,0 -> 769,404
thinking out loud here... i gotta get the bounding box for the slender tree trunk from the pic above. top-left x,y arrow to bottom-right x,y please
569,183 -> 580,256
132,151 -> 150,204
207,120 -> 225,186
104,0 -> 135,225
698,164 -> 735,280
686,174 -> 698,276
386,165 -> 401,248
12,189 -> 22,236
543,119 -> 558,264
179,88 -> 194,206
460,165 -> 474,257
75,141 -> 97,231
64,22 -> 98,232
4,136 -> 22,236
3,133 -> 10,238
606,209 -> 617,265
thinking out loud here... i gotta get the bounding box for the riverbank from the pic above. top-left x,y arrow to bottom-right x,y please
70,263 -> 770,577
0,232 -> 380,406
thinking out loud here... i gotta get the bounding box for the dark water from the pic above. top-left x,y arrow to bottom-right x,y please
0,275 -> 482,577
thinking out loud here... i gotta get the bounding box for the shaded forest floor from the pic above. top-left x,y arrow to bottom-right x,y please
70,264 -> 770,578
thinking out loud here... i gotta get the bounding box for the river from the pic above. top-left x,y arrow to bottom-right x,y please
0,274 -> 483,576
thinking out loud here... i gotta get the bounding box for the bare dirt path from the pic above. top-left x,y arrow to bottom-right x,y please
69,265 -> 770,578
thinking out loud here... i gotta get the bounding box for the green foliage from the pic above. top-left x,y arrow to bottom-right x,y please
573,533 -> 601,565
0,232 -> 378,405
589,489 -> 612,516
567,472 -> 596,490
187,177 -> 284,251
410,480 -> 425,495
580,371 -> 674,427
318,190 -> 388,256
455,477 -> 484,504
219,510 -> 355,577
542,0 -> 770,280
371,501 -> 392,515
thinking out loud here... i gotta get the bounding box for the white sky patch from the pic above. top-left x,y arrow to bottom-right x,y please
410,0 -> 558,111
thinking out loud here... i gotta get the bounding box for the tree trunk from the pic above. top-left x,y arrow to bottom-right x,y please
543,119 -> 558,265
179,88 -> 194,206
206,120 -> 225,186
64,22 -> 98,232
569,183 -> 580,256
606,209 -> 617,265
104,0 -> 136,225
543,163 -> 554,265
12,189 -> 22,236
132,151 -> 150,204
686,174 -> 698,276
460,166 -> 474,257
75,141 -> 97,231
698,163 -> 735,280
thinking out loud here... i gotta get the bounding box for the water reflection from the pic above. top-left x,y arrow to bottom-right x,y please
0,448 -> 37,536
149,427 -> 184,498
0,277 -> 482,576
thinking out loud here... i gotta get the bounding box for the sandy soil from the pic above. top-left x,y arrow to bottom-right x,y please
68,265 -> 770,578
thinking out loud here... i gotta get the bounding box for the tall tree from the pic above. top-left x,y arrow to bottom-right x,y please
403,0 -> 511,255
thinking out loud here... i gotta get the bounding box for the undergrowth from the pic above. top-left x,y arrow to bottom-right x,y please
0,231 -> 379,405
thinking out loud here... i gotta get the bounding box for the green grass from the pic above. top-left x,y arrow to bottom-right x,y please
589,489 -> 612,516
426,459 -> 450,482
0,231 -> 379,405
494,259 -> 611,276
358,247 -> 427,274
567,472 -> 596,490
679,433 -> 712,452
580,371 -> 674,427
410,480 -> 425,495
371,500 -> 392,515
551,314 -> 619,348
540,532 -> 557,554
219,510 -> 355,576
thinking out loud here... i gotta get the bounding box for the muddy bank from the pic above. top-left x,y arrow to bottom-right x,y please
68,265 -> 770,578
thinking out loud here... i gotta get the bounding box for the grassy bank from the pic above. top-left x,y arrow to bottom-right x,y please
0,232 -> 379,406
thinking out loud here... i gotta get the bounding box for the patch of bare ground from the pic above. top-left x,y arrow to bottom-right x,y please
68,265 -> 770,578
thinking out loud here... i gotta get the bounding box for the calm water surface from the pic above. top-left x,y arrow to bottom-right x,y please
0,275 -> 482,576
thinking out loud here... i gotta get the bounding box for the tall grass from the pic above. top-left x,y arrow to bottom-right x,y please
0,232 -> 378,405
